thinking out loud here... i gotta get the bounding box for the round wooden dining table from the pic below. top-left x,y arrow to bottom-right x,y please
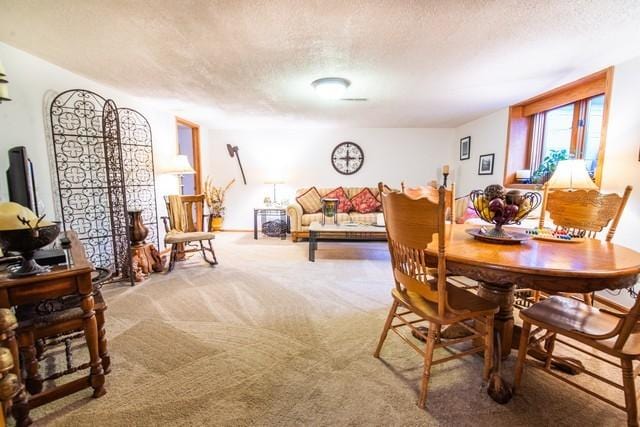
426,224 -> 640,359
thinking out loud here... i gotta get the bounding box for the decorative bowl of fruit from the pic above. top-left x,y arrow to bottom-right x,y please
468,185 -> 541,243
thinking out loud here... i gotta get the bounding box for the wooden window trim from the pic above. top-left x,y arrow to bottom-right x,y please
504,67 -> 613,189
176,117 -> 202,194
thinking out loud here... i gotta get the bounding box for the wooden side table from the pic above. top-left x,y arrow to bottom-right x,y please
253,208 -> 289,240
0,232 -> 106,425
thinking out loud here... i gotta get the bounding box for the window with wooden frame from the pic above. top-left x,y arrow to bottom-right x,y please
504,67 -> 613,188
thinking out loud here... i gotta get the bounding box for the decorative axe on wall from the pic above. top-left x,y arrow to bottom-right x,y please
226,144 -> 247,184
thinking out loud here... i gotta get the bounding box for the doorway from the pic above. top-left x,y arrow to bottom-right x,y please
176,118 -> 201,195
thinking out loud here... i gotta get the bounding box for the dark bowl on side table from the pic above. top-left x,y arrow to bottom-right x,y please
0,223 -> 61,278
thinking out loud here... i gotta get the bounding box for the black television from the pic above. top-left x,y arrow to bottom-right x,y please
6,146 -> 38,215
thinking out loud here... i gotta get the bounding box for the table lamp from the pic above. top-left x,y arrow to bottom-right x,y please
163,155 -> 196,194
546,159 -> 598,191
264,180 -> 285,205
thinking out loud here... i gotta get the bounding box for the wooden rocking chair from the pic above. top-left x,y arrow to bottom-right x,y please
162,195 -> 218,272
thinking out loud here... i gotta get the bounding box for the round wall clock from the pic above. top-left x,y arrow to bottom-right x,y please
331,142 -> 364,175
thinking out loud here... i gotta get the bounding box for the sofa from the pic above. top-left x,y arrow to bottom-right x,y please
288,186 -> 545,242
287,186 -> 383,241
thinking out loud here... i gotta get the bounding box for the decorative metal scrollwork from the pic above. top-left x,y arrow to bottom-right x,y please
102,99 -> 131,279
49,90 -> 159,284
118,108 -> 159,248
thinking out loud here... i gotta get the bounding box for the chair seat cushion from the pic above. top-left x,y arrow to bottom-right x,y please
392,283 -> 498,323
17,292 -> 107,330
520,295 -> 619,338
165,231 -> 216,244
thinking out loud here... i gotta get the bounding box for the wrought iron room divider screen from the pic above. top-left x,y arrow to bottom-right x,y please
49,89 -> 159,284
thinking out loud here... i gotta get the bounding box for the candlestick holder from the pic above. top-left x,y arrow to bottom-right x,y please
443,172 -> 450,188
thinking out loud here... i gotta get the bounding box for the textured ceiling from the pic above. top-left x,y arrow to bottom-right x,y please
2,0 -> 640,128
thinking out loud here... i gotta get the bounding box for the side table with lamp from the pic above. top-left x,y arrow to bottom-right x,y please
254,180 -> 290,239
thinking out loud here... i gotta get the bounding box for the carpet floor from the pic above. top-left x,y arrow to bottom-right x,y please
28,232 -> 628,426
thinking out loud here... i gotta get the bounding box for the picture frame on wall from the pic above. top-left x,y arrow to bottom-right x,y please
478,153 -> 495,175
460,136 -> 471,160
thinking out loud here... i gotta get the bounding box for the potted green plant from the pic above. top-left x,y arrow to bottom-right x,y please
204,177 -> 235,231
531,149 -> 569,184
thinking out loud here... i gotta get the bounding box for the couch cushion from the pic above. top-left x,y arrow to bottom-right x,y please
349,212 -> 378,225
301,213 -> 350,226
296,187 -> 323,214
324,187 -> 353,213
350,188 -> 382,214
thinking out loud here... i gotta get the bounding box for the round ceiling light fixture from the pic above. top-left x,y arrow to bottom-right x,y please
311,77 -> 351,99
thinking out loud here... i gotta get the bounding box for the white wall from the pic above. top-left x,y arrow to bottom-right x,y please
0,43 -> 459,237
453,109 -> 509,196
202,128 -> 455,229
0,42 -> 179,243
600,56 -> 640,252
453,55 -> 640,305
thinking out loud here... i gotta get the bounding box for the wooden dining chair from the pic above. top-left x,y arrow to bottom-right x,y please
538,184 -> 632,241
373,182 -> 498,408
162,195 -> 218,272
515,293 -> 640,426
533,185 -> 633,304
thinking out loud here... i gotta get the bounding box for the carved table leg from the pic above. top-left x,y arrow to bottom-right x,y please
477,282 -> 515,360
81,295 -> 106,398
96,310 -> 110,374
17,331 -> 42,395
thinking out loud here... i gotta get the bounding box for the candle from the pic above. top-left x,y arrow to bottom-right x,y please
442,165 -> 450,174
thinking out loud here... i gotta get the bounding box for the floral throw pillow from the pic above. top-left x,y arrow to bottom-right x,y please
324,187 -> 353,213
296,187 -> 323,214
350,188 -> 382,214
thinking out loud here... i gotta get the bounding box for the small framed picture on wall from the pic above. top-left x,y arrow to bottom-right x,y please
460,136 -> 471,160
478,154 -> 495,175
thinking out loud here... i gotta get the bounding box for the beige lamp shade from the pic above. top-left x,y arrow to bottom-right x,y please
163,154 -> 195,175
0,60 -> 6,76
547,159 -> 598,190
0,84 -> 9,101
